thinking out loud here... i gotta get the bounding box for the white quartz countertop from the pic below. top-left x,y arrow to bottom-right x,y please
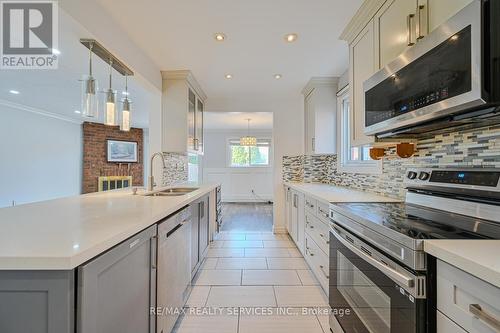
0,183 -> 218,270
285,182 -> 401,203
425,240 -> 500,288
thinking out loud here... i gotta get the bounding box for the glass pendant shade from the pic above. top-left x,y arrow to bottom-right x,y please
81,75 -> 98,118
120,97 -> 131,131
103,89 -> 117,126
102,59 -> 117,126
240,136 -> 257,146
81,44 -> 98,119
240,118 -> 257,146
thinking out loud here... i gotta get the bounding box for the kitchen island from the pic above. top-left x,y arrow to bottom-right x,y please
0,183 -> 219,333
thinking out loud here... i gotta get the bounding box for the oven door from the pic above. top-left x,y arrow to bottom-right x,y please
329,224 -> 427,333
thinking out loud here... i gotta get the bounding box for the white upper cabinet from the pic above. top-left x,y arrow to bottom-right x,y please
302,78 -> 338,154
161,70 -> 207,154
423,0 -> 474,33
375,0 -> 417,69
349,20 -> 376,146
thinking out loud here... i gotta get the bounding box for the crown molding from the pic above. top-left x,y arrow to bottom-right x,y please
161,70 -> 207,101
340,0 -> 387,43
0,99 -> 82,124
302,77 -> 339,96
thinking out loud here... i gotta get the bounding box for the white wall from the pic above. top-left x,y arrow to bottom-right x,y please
271,95 -> 304,233
203,129 -> 273,202
206,94 -> 304,233
0,105 -> 82,208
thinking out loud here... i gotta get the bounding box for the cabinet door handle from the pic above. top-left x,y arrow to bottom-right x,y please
312,138 -> 315,152
407,14 -> 416,46
416,4 -> 427,40
469,304 -> 500,332
199,201 -> 205,219
150,235 -> 157,270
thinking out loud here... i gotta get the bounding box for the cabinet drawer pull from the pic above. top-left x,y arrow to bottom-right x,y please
319,233 -> 330,244
319,265 -> 329,279
469,304 -> 500,331
310,225 -> 314,229
407,14 -> 416,46
129,238 -> 141,248
416,4 -> 427,40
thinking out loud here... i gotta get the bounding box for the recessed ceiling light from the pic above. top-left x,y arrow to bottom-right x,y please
450,35 -> 459,41
284,33 -> 298,43
51,48 -> 61,55
74,110 -> 81,114
214,33 -> 226,41
274,74 -> 282,79
225,74 -> 233,79
9,90 -> 20,95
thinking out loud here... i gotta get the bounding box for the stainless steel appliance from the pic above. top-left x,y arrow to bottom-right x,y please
157,206 -> 192,333
364,0 -> 500,139
329,168 -> 500,333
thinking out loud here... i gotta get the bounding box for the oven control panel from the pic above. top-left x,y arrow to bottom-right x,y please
405,168 -> 500,190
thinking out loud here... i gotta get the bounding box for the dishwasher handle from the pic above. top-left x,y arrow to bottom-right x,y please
166,219 -> 188,238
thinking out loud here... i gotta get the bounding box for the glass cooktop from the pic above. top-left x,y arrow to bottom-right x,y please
333,202 -> 500,240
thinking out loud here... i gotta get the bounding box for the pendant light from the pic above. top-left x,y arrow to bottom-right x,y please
120,75 -> 131,131
103,59 -> 117,126
240,118 -> 257,146
81,42 -> 98,119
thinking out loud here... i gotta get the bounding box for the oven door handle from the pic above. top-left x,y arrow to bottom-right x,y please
331,228 -> 415,288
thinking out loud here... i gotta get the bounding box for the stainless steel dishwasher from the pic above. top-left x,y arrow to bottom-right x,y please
157,206 -> 192,333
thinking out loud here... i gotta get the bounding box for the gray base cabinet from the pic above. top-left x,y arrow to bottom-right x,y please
77,225 -> 157,333
0,270 -> 74,333
0,192 -> 215,333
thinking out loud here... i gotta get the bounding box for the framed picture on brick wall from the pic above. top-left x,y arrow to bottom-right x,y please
107,140 -> 138,163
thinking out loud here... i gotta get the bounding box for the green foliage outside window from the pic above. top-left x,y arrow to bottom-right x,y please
230,141 -> 270,167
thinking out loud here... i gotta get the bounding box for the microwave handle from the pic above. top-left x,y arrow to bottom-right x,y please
331,227 -> 414,288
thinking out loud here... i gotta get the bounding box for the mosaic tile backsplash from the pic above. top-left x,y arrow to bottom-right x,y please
162,152 -> 188,186
283,125 -> 500,200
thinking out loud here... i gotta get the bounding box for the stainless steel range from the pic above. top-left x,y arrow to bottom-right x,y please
328,168 -> 500,333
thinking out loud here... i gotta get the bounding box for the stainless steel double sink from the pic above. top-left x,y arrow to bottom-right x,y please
146,187 -> 199,197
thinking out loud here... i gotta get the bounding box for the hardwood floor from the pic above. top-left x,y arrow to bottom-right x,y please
220,203 -> 273,232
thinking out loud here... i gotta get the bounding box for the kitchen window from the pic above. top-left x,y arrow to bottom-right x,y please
228,139 -> 271,167
337,86 -> 382,174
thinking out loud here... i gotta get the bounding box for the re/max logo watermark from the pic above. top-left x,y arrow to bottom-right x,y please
0,1 -> 58,69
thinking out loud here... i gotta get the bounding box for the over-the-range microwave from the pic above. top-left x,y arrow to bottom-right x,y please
364,0 -> 500,139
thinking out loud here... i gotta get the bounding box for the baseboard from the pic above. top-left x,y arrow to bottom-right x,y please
222,198 -> 273,203
272,226 -> 288,234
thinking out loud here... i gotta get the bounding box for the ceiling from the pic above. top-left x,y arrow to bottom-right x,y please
96,0 -> 362,112
205,112 -> 273,130
0,9 -> 155,128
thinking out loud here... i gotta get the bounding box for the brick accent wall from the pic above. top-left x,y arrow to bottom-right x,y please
82,122 -> 144,193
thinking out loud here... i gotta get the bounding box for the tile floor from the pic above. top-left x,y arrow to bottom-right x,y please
172,231 -> 332,333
